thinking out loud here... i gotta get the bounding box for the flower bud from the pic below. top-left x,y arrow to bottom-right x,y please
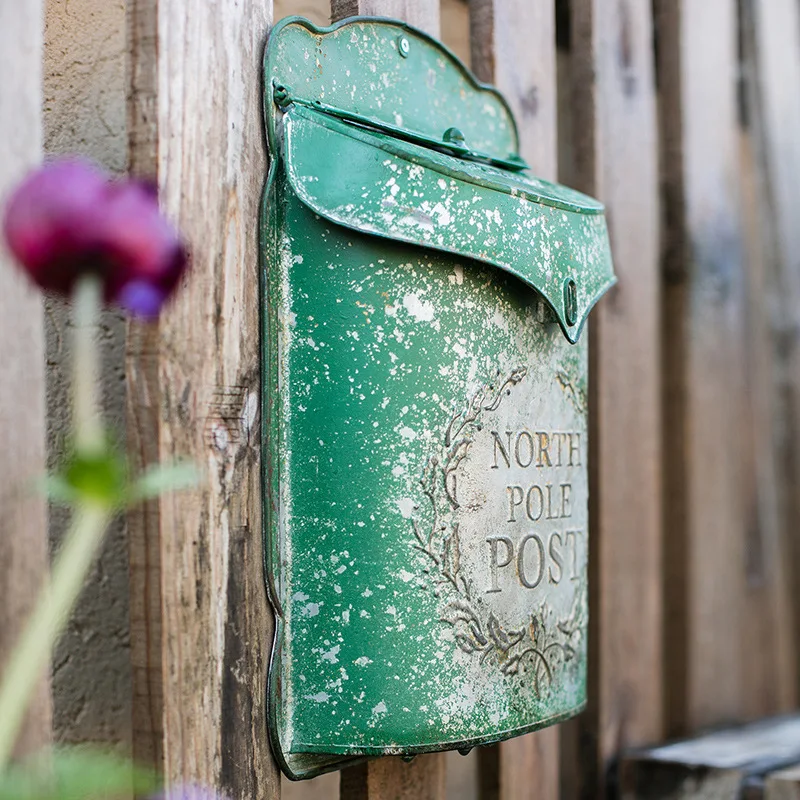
3,157 -> 188,318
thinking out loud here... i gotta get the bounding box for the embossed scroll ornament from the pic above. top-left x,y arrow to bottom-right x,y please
411,368 -> 586,696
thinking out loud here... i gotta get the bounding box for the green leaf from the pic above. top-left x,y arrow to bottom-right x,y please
0,746 -> 161,799
127,462 -> 199,503
64,451 -> 128,507
41,450 -> 128,509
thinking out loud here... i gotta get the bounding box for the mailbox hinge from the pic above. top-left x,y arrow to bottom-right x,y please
272,81 -> 530,173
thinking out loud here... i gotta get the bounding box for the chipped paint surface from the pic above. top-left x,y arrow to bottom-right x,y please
283,105 -> 614,342
265,172 -> 591,774
261,15 -> 614,781
265,17 -> 517,161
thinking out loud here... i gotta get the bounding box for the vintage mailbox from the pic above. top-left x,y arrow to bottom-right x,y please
261,16 -> 616,780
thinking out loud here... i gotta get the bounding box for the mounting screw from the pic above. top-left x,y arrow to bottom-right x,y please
564,278 -> 578,326
398,35 -> 410,57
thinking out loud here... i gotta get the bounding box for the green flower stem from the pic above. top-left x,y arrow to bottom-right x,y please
0,275 -> 111,772
73,274 -> 104,455
0,503 -> 111,771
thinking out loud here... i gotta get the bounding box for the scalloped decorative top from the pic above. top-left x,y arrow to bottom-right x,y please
264,16 -> 519,160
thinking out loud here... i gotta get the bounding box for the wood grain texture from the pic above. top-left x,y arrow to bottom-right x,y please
126,0 -> 164,772
0,0 -> 52,762
469,3 -> 559,798
125,1 -> 277,797
737,124 -> 793,724
282,770 -> 340,800
329,1 -> 443,797
654,0 -> 751,734
571,0 -> 663,789
330,0 -> 439,36
341,760 -> 446,800
736,0 -> 800,718
469,0 -> 556,179
440,0 -> 471,68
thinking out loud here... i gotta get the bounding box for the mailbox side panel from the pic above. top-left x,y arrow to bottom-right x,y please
265,168 -> 588,764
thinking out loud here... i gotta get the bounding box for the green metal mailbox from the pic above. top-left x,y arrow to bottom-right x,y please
261,16 -> 616,780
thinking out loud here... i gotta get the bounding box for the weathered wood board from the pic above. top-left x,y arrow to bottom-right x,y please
126,0 -> 277,796
570,0 -> 663,791
736,0 -> 800,719
0,0 -> 52,762
654,0 -> 750,734
620,716 -> 800,800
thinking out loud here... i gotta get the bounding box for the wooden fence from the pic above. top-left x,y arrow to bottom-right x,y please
4,0 -> 800,797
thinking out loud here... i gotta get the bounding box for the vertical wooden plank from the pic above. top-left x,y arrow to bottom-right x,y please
736,116 -> 793,723
274,0 -> 329,26
470,0 -> 556,180
127,0 -> 164,771
330,0 -> 439,35
738,0 -> 800,717
342,760 -> 446,800
282,772 -> 340,800
126,1 -> 278,797
654,0 -> 750,735
570,0 -> 663,791
329,4 -> 443,799
469,3 -> 559,799
736,113 -> 792,723
446,750 -> 478,800
0,0 -> 52,762
440,0 -> 471,68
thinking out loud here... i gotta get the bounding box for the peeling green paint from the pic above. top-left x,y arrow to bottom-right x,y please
261,16 -> 615,780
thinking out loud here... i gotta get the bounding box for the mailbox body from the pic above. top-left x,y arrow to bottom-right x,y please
261,16 -> 615,780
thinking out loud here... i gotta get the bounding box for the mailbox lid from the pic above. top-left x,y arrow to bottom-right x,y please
264,16 -> 520,169
279,102 -> 614,342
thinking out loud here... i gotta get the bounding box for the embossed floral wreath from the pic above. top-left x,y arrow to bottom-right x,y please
411,367 -> 586,696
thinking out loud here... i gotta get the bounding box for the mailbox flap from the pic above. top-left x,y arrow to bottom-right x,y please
279,102 -> 615,342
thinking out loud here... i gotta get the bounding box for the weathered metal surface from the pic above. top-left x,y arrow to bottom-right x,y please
261,16 -> 615,780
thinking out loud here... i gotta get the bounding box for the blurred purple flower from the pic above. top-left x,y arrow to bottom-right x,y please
149,786 -> 230,800
2,157 -> 188,318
